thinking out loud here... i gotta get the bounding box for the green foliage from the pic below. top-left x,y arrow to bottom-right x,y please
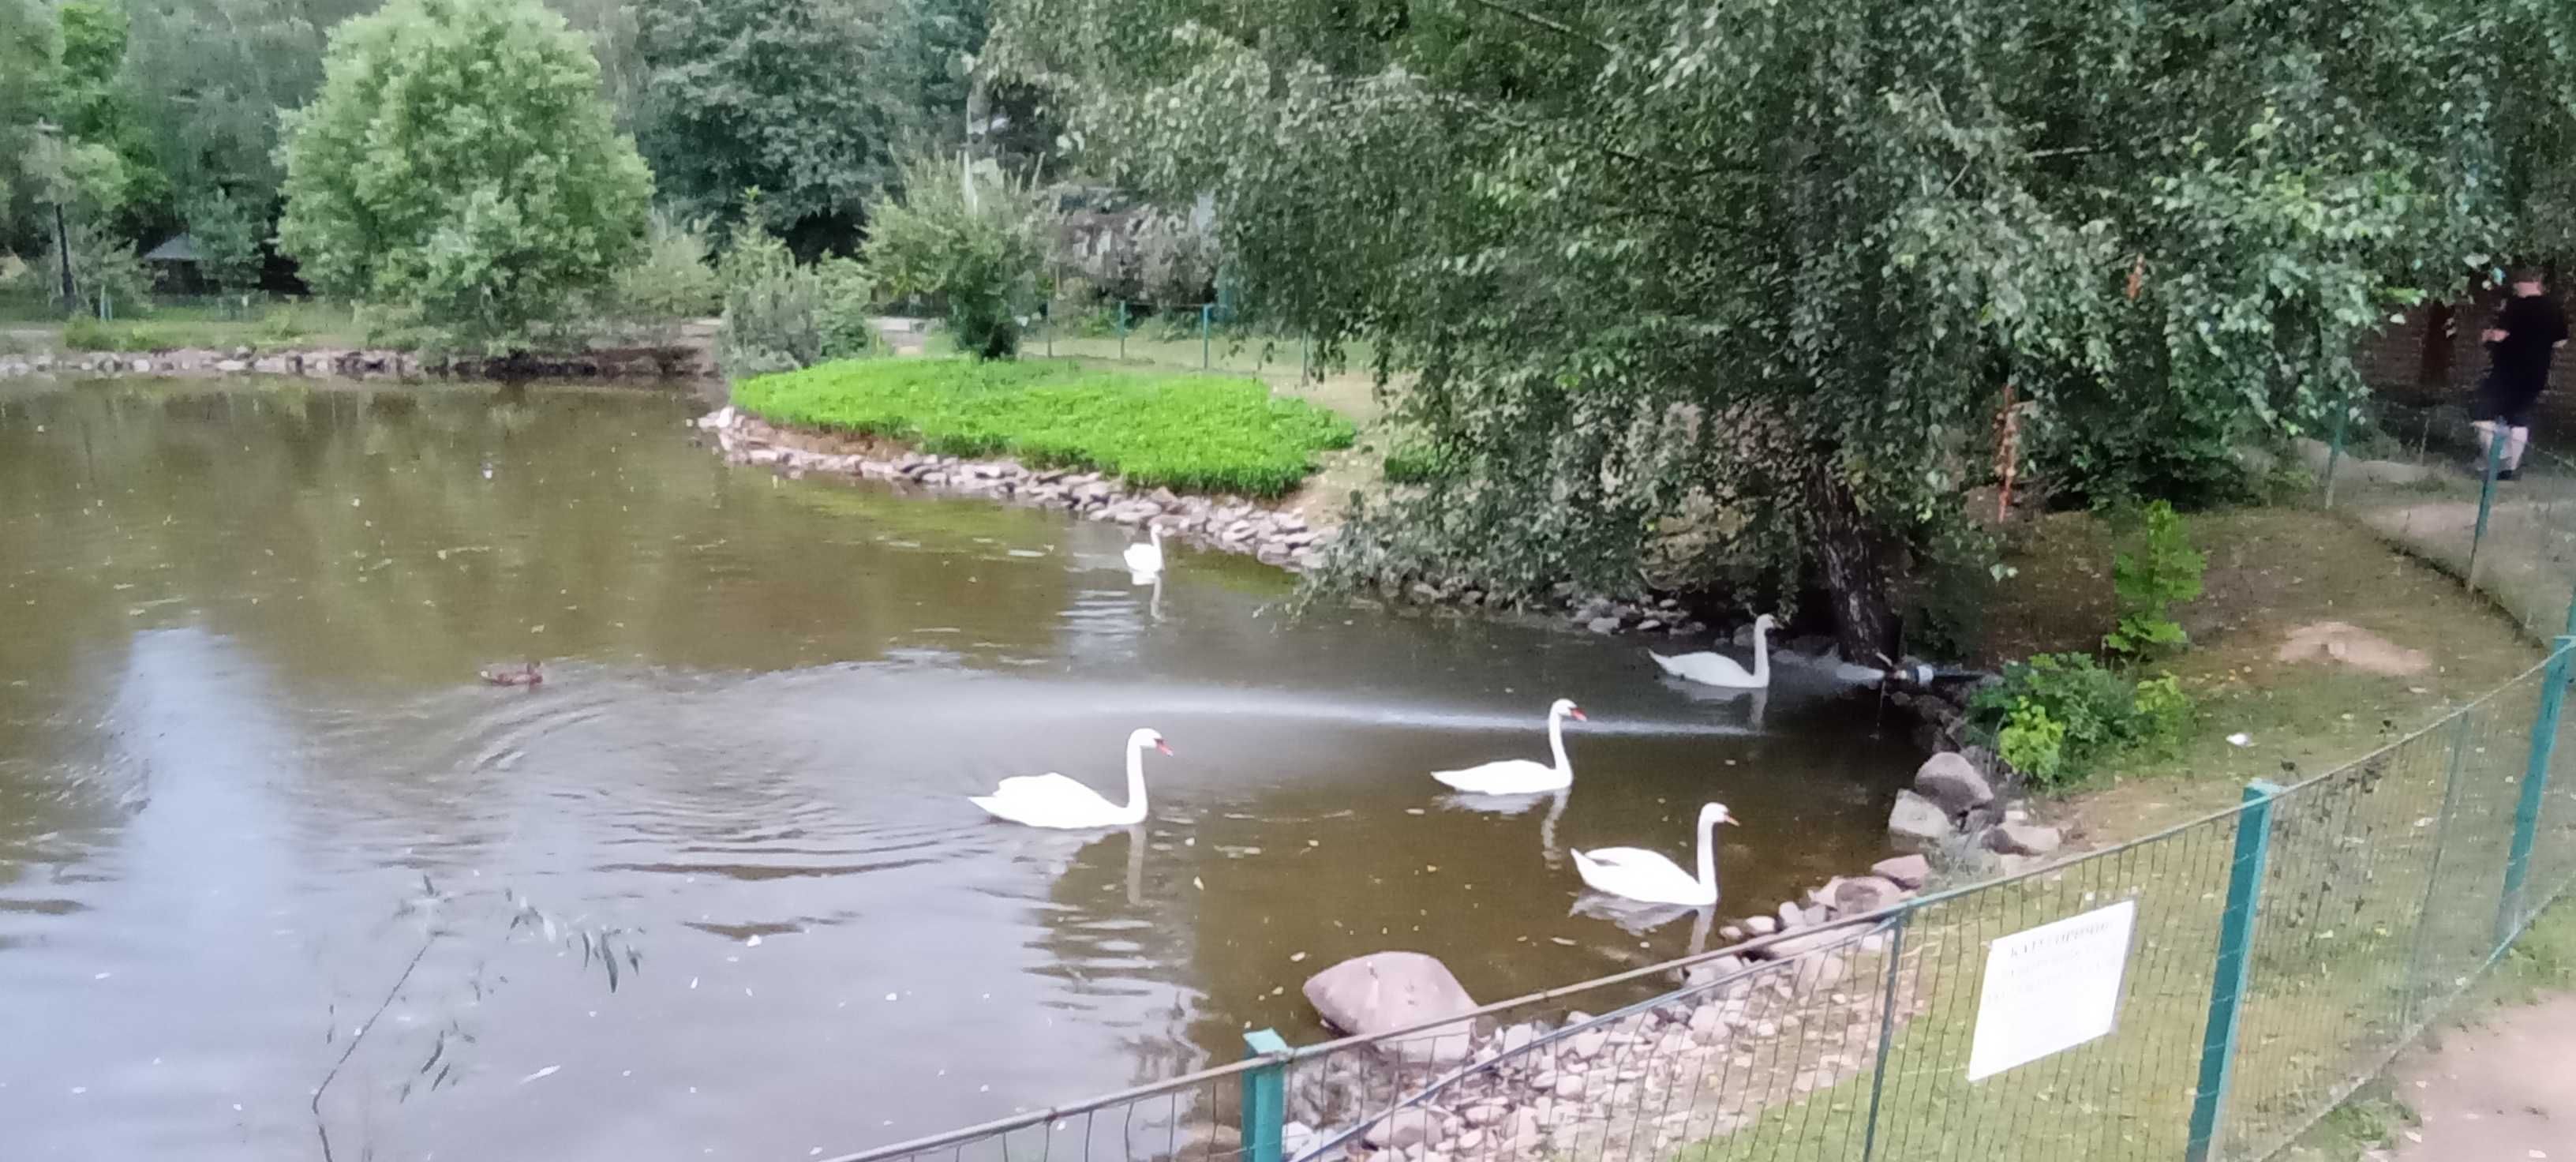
0,0 -> 56,227
50,1 -> 170,232
608,212 -> 721,348
38,216 -> 150,318
274,0 -> 653,354
631,0 -> 994,245
62,317 -> 152,350
122,0 -> 374,218
994,0 -> 2576,649
1380,436 -> 1458,485
2104,500 -> 2207,660
1996,700 -> 2069,787
187,190 -> 264,295
863,152 -> 1053,359
716,219 -> 880,375
1971,653 -> 2193,787
735,357 -> 1354,495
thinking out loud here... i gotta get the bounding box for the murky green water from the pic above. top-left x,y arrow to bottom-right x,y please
0,379 -> 1916,1160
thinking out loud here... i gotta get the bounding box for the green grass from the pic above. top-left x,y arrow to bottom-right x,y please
56,300 -> 368,352
733,357 -> 1357,497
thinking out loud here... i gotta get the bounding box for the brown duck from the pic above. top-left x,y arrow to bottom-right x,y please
479,662 -> 543,688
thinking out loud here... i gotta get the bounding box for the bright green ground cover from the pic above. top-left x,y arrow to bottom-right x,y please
734,357 -> 1355,497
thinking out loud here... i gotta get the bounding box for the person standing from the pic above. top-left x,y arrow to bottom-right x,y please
2475,267 -> 2571,480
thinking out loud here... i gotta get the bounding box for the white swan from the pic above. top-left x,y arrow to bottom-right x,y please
1649,614 -> 1774,689
1571,802 -> 1736,907
971,728 -> 1170,828
1431,699 -> 1584,795
1124,525 -> 1164,580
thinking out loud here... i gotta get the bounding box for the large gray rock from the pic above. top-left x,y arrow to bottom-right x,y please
1814,875 -> 1908,916
1986,822 -> 2064,857
1303,951 -> 1479,1062
1914,752 -> 1995,815
1888,789 -> 1954,845
1871,854 -> 1932,890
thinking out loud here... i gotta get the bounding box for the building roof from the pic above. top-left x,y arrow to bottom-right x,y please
142,233 -> 200,263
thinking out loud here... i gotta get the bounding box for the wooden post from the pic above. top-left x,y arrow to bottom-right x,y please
2185,780 -> 2282,1162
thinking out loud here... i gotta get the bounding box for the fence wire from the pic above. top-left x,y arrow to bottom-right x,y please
827,647 -> 2576,1162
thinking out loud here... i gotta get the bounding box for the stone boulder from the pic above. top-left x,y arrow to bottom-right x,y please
1303,951 -> 1479,1063
1913,752 -> 1995,815
1888,789 -> 1953,845
1813,875 -> 1908,916
1870,854 -> 1932,890
1986,822 -> 2063,857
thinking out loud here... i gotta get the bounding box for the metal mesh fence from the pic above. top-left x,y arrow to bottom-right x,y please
822,642 -> 2576,1162
2319,395 -> 2576,639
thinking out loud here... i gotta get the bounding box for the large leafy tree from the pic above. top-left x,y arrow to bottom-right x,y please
121,0 -> 378,215
998,0 -> 2576,661
275,0 -> 653,350
0,0 -> 58,249
633,0 -> 979,252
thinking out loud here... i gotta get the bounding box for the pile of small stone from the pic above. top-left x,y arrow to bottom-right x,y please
700,406 -> 1334,570
1886,750 -> 2067,876
1286,933 -> 1917,1162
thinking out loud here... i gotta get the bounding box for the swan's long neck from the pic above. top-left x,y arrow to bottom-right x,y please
1547,708 -> 1572,774
1150,524 -> 1163,548
1123,738 -> 1150,818
1695,812 -> 1720,899
1750,622 -> 1771,685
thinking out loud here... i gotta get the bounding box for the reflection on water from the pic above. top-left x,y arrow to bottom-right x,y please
0,380 -> 1919,1160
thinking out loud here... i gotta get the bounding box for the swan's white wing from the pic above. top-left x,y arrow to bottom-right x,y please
973,773 -> 1120,827
1571,846 -> 1704,904
1430,759 -> 1566,795
1123,544 -> 1162,574
1655,651 -> 1757,688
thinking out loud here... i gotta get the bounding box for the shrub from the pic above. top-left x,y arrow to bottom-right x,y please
1381,437 -> 1458,485
863,152 -> 1051,360
715,224 -> 878,376
2104,500 -> 2206,660
1971,652 -> 2192,788
608,212 -> 721,350
734,358 -> 1355,497
273,0 -> 651,353
63,317 -> 152,350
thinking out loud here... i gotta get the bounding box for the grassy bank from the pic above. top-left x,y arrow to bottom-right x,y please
733,357 -> 1356,497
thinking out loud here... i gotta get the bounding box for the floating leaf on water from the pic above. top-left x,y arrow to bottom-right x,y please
745,935 -> 762,947
1550,937 -> 1576,946
1290,952 -> 1307,962
1193,876 -> 1204,890
519,1065 -> 560,1084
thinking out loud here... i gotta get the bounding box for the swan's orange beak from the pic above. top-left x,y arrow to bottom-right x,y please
1155,740 -> 1174,755
1720,813 -> 1739,826
1569,707 -> 1588,722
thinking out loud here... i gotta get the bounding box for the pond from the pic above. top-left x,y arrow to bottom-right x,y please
0,380 -> 1919,1161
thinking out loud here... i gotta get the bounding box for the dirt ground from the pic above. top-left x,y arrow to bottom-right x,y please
2385,995 -> 2576,1160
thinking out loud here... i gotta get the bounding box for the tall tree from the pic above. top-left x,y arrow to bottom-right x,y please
274,0 -> 652,350
998,0 -> 2567,661
121,0 -> 378,216
51,1 -> 173,238
632,0 -> 1017,253
0,0 -> 58,252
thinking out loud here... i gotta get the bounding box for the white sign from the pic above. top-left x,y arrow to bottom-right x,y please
1966,899 -> 2139,1081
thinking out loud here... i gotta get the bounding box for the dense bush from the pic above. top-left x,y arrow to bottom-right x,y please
734,358 -> 1354,496
607,212 -> 721,350
1971,653 -> 2192,788
273,0 -> 651,353
862,152 -> 1050,360
714,223 -> 877,376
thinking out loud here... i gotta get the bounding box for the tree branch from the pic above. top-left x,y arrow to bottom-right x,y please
1456,0 -> 1616,55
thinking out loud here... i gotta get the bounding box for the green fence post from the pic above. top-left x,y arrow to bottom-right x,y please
2499,638 -> 2576,943
2185,779 -> 2282,1162
2322,395 -> 2349,509
1858,906 -> 1912,1162
2469,425 -> 2507,584
1242,1028 -> 1290,1162
1201,303 -> 1213,369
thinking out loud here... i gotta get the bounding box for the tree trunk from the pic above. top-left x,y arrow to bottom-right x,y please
1804,462 -> 1901,666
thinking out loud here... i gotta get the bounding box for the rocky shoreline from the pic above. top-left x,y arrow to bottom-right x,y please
0,344 -> 710,380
